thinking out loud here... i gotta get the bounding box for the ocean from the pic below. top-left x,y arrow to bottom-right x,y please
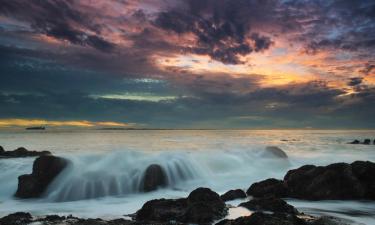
0,129 -> 374,224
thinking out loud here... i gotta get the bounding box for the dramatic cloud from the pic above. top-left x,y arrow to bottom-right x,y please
0,0 -> 374,128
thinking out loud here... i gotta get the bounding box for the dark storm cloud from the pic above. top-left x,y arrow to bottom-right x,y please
0,0 -> 115,52
347,77 -> 363,87
154,0 -> 276,64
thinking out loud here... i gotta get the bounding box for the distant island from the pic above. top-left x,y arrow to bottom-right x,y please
26,126 -> 46,130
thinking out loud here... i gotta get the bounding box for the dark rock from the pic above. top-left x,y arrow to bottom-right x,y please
0,212 -> 32,225
142,164 -> 167,192
239,197 -> 298,214
0,145 -> 4,153
247,178 -> 287,198
221,189 -> 247,201
284,163 -> 365,200
351,161 -> 375,199
262,146 -> 288,158
363,139 -> 371,145
0,147 -> 51,158
348,140 -> 360,144
215,212 -> 305,225
136,187 -> 226,224
15,155 -> 69,198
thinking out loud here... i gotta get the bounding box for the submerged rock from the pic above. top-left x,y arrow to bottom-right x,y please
348,140 -> 360,144
216,212 -> 305,225
246,178 -> 287,198
220,189 -> 247,201
262,146 -> 288,158
15,155 -> 69,198
363,139 -> 371,145
136,187 -> 226,224
142,164 -> 167,192
239,197 -> 298,214
0,146 -> 51,158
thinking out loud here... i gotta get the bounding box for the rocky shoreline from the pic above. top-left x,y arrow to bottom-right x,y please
1,146 -> 374,225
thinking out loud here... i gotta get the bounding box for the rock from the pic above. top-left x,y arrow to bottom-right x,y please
220,189 -> 247,201
363,139 -> 371,145
15,155 -> 69,198
0,212 -> 33,225
247,178 -> 287,198
215,212 -> 305,225
351,161 -> 375,199
348,140 -> 360,144
239,197 -> 298,214
142,164 -> 167,192
136,187 -> 226,224
284,163 -> 365,200
0,145 -> 4,153
262,146 -> 288,158
0,146 -> 51,158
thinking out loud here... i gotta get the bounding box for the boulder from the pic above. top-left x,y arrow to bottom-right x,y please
220,189 -> 247,201
247,178 -> 287,198
284,163 -> 365,200
348,140 -> 360,144
351,161 -> 375,199
0,145 -> 4,153
262,146 -> 288,158
142,164 -> 167,192
215,212 -> 305,225
0,147 -> 51,158
15,155 -> 69,198
239,197 -> 298,214
363,139 -> 371,145
0,212 -> 33,225
136,187 -> 226,223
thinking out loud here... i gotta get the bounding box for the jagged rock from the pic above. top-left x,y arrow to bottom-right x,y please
239,197 -> 298,214
0,147 -> 51,158
220,189 -> 247,201
284,163 -> 365,200
15,155 -> 69,198
142,164 -> 167,192
0,212 -> 33,225
247,178 -> 287,198
262,146 -> 288,158
136,187 -> 226,224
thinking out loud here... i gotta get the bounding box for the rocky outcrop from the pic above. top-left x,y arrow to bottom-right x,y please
348,139 -> 375,145
363,139 -> 371,145
239,197 -> 298,214
262,146 -> 288,158
142,164 -> 167,192
220,189 -> 246,201
0,146 -> 51,158
0,212 -> 33,225
136,187 -> 227,224
15,155 -> 69,198
246,178 -> 287,198
247,161 -> 375,200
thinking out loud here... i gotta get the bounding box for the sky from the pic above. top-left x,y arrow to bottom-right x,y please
0,0 -> 374,129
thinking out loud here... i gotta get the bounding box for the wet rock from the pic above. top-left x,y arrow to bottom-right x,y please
0,147 -> 51,158
0,145 -> 4,153
348,140 -> 360,144
142,164 -> 167,192
247,178 -> 287,198
15,155 -> 69,198
363,139 -> 371,145
0,212 -> 33,225
215,212 -> 305,225
221,189 -> 247,201
136,187 -> 226,224
284,163 -> 365,200
239,197 -> 298,214
351,161 -> 375,199
262,146 -> 288,158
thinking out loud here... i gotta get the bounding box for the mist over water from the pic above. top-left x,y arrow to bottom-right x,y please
0,130 -> 374,224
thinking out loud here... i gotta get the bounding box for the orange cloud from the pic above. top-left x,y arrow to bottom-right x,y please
0,119 -> 131,128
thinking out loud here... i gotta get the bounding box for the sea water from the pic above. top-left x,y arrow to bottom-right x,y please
0,129 -> 374,224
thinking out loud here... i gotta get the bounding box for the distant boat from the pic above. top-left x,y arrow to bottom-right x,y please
26,126 -> 46,130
